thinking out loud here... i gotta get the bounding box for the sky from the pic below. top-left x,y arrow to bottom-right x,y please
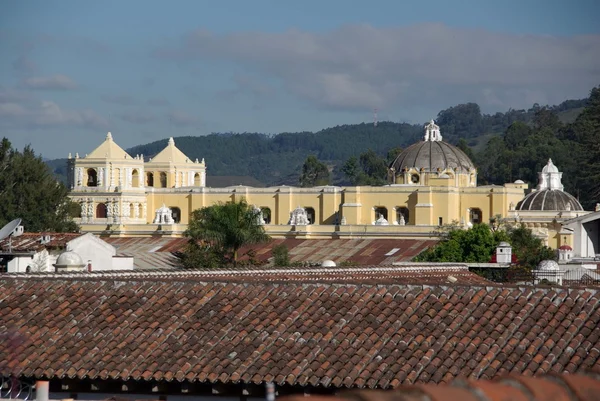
1,0 -> 599,159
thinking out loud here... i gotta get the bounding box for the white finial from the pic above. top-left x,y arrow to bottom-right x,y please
68,152 -> 72,159
424,119 -> 442,142
106,132 -> 113,140
168,137 -> 175,145
201,158 -> 205,164
75,153 -> 79,158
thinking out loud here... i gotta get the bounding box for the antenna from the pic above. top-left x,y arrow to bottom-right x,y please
0,219 -> 22,241
373,108 -> 378,127
0,218 -> 23,254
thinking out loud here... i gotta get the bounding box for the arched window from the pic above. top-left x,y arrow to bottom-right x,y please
374,206 -> 388,221
87,168 -> 98,187
411,174 -> 420,184
305,207 -> 315,224
96,203 -> 107,218
396,207 -> 409,224
146,172 -> 154,187
470,208 -> 483,224
261,207 -> 272,224
170,207 -> 181,223
194,172 -> 201,186
132,169 -> 140,187
160,172 -> 167,188
129,203 -> 135,218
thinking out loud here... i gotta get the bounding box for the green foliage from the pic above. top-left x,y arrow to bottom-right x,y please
272,243 -> 290,267
179,241 -> 223,269
338,260 -> 359,267
184,199 -> 271,266
506,224 -> 556,269
415,223 -> 509,263
0,138 -> 78,232
299,155 -> 330,187
414,222 -> 555,270
342,149 -> 389,185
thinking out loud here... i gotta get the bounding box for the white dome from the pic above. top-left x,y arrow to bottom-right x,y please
321,260 -> 336,267
541,159 -> 559,174
54,250 -> 85,268
537,260 -> 560,271
514,179 -> 525,184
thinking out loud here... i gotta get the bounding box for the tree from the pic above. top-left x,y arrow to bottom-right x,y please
184,199 -> 271,266
0,138 -> 78,232
272,243 -> 290,266
507,224 -> 556,269
341,149 -> 388,185
299,155 -> 330,187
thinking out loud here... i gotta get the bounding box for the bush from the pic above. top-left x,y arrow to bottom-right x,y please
272,244 -> 290,266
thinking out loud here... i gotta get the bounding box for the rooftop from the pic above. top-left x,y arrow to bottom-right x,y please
1,278 -> 598,388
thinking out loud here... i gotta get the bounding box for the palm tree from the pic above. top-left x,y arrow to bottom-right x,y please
185,199 -> 270,265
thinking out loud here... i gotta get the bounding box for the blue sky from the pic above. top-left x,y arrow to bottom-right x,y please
1,0 -> 599,158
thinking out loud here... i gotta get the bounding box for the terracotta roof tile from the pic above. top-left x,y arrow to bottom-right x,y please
1,278 -> 599,389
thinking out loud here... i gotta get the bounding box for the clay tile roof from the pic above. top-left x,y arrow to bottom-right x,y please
0,232 -> 83,253
1,279 -> 599,388
282,371 -> 600,401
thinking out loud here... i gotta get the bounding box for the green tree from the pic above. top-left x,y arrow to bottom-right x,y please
299,155 -> 330,187
184,199 -> 271,266
0,138 -> 78,232
507,224 -> 556,269
272,243 -> 290,266
341,149 -> 388,185
414,223 -> 509,263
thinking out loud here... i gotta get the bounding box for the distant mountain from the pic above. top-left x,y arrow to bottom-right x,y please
45,97 -> 587,187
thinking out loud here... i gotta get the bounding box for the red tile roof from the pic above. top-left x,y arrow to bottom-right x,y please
0,264 -> 492,285
0,232 -> 83,253
1,279 -> 599,388
283,371 -> 600,401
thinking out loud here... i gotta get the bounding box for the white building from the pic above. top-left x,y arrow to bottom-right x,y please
0,232 -> 134,273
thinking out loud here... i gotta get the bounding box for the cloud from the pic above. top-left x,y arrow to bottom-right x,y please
0,90 -> 108,130
154,23 -> 600,113
167,110 -> 199,126
12,55 -> 37,75
216,74 -> 275,102
119,110 -> 155,124
20,74 -> 78,90
101,94 -> 137,105
147,97 -> 170,106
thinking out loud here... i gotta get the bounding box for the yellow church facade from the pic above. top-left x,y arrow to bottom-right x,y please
67,121 -> 586,248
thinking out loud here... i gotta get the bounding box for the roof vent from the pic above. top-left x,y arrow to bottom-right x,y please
447,275 -> 458,283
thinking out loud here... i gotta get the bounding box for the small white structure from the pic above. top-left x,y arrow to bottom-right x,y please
53,249 -> 86,272
253,205 -> 265,225
535,259 -> 562,285
424,120 -> 443,142
153,204 -> 175,224
0,232 -> 134,273
557,245 -> 574,262
321,260 -> 336,267
562,210 -> 600,259
496,241 -> 512,264
289,206 -> 310,225
373,215 -> 390,225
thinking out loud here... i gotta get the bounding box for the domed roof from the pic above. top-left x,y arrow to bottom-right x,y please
54,250 -> 85,268
389,140 -> 476,173
558,245 -> 573,251
321,260 -> 336,267
516,189 -> 583,211
542,158 -> 559,174
537,260 -> 559,271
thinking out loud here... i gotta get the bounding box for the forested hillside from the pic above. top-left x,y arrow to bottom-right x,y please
45,93 -> 596,206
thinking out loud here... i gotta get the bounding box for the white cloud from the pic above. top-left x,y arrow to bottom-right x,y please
20,75 -> 78,90
0,98 -> 108,129
155,23 -> 600,113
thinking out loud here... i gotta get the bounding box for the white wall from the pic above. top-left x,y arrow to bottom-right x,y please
68,234 -> 116,270
7,255 -> 33,272
110,256 -> 135,270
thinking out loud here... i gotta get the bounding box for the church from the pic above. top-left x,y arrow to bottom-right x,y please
67,120 -> 589,249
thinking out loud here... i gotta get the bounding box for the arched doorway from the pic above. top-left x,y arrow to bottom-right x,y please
96,203 -> 107,218
146,172 -> 154,187
160,172 -> 167,188
170,207 -> 181,223
194,172 -> 201,186
470,208 -> 483,224
87,168 -> 97,187
132,169 -> 140,187
396,207 -> 409,225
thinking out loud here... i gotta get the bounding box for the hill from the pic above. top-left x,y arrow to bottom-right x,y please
45,98 -> 587,187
